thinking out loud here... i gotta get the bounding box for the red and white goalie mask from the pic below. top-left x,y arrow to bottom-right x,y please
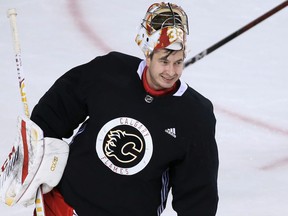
135,2 -> 189,56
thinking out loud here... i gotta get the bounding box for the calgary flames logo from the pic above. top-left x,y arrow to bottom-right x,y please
96,117 -> 153,175
105,130 -> 143,163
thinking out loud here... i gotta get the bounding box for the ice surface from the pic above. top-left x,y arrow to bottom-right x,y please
0,0 -> 287,215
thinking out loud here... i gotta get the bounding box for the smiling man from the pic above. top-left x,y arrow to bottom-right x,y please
145,49 -> 184,92
1,2 -> 219,216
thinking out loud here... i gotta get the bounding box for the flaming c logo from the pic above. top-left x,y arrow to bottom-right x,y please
105,130 -> 144,164
96,117 -> 153,175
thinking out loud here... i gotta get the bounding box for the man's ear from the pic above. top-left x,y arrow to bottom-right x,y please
146,56 -> 151,67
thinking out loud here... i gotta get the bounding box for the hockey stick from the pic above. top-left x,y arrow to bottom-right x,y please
7,9 -> 46,216
184,0 -> 288,67
7,9 -> 30,118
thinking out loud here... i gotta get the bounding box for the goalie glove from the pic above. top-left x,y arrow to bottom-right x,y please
0,115 -> 69,207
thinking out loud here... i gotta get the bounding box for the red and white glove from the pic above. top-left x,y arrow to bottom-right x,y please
0,115 -> 69,206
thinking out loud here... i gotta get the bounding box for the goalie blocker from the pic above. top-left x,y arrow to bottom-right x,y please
0,116 -> 69,206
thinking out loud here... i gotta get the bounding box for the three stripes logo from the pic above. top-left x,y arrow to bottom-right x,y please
165,128 -> 176,138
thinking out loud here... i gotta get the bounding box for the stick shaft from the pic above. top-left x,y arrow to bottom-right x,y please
184,0 -> 288,67
7,9 -> 45,216
7,9 -> 30,118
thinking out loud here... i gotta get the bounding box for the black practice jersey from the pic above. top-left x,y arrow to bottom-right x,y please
31,52 -> 219,216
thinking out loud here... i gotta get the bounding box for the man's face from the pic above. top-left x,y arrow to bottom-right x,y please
146,49 -> 185,90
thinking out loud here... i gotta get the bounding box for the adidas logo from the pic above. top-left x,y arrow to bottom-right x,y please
165,128 -> 176,138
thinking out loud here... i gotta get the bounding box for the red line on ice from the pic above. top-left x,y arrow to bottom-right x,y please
260,157 -> 288,170
216,105 -> 288,137
67,0 -> 112,53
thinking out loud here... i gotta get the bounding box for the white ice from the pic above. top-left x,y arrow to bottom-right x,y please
0,0 -> 287,215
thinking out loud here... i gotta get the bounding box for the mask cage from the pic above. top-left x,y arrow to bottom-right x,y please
141,2 -> 189,36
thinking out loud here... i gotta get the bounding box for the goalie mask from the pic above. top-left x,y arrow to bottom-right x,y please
135,2 -> 189,56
